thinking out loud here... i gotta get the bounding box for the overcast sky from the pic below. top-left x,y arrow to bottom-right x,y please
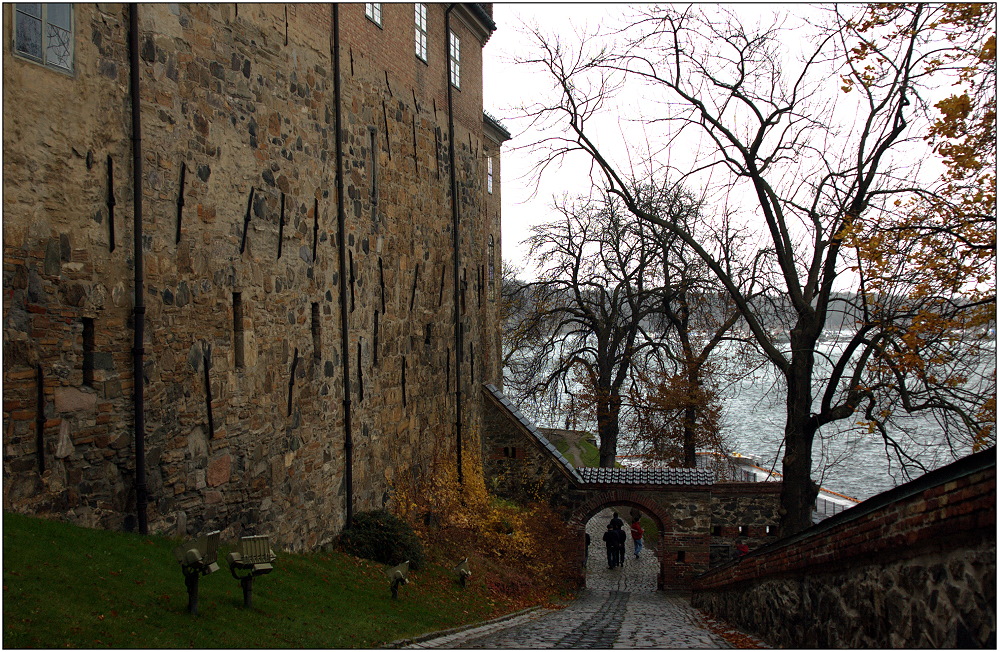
483,4 -> 623,272
481,3 -> 810,274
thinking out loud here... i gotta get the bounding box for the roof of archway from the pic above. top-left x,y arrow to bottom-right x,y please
484,384 -> 715,488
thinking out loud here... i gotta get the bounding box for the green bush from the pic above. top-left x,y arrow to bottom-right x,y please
340,509 -> 425,570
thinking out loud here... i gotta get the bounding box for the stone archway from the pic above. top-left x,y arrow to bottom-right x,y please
569,490 -> 673,590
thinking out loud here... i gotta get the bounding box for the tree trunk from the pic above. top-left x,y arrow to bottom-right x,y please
779,330 -> 821,536
597,392 -> 621,467
681,364 -> 700,468
682,402 -> 698,468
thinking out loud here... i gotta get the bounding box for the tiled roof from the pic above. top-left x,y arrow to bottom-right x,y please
483,384 -> 584,484
577,467 -> 715,486
483,384 -> 715,488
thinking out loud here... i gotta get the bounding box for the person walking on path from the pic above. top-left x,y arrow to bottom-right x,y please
610,511 -> 624,530
603,524 -> 618,568
630,517 -> 644,559
613,523 -> 627,567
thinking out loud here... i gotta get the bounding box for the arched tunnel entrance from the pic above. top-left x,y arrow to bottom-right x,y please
571,496 -> 672,591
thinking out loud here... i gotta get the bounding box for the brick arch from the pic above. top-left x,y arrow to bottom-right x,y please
570,489 -> 674,591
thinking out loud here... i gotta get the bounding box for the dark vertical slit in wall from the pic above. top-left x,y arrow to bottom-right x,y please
470,343 -> 475,383
312,302 -> 321,360
284,5 -> 288,45
384,69 -> 392,96
381,100 -> 392,160
378,258 -> 386,312
175,162 -> 186,244
373,310 -> 379,367
401,357 -> 407,408
438,264 -> 446,306
35,365 -> 45,474
445,347 -> 450,392
356,341 -> 364,403
82,317 -> 95,387
240,187 -> 255,254
277,191 -> 285,259
333,4 -> 354,529
349,48 -> 354,76
409,263 -> 420,312
233,292 -> 244,368
288,347 -> 299,417
312,196 -> 319,263
107,155 -> 116,252
348,250 -> 355,312
129,4 -> 148,534
203,347 -> 214,437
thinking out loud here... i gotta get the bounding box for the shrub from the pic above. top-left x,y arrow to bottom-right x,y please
340,509 -> 425,570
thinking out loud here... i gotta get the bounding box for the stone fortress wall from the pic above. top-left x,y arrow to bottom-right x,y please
3,3 -> 506,551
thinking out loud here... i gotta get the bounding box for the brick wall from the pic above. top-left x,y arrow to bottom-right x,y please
691,448 -> 996,648
3,3 -> 504,551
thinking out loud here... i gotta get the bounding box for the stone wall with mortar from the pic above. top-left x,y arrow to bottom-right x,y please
3,3 -> 505,551
691,449 -> 996,648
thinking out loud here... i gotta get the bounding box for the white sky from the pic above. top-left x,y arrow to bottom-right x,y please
481,3 -> 822,275
483,3 -> 630,273
481,4 -> 953,286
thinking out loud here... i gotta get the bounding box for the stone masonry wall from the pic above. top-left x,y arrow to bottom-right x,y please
691,449 -> 996,648
3,3 -> 504,551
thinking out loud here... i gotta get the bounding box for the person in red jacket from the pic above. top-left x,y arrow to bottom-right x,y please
630,517 -> 644,559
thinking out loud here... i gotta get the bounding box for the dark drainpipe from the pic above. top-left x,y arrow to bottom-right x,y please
332,4 -> 354,528
128,3 -> 148,535
445,4 -> 463,486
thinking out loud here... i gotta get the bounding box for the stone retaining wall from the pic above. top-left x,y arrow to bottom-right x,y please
691,448 -> 996,648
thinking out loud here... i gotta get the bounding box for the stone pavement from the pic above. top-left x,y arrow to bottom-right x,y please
402,509 -> 766,649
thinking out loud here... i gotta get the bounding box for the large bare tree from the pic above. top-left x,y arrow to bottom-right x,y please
517,4 -> 996,534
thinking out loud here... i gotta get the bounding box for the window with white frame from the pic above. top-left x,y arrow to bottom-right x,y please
487,156 -> 494,194
365,3 -> 382,27
13,3 -> 73,72
449,30 -> 460,88
414,3 -> 428,62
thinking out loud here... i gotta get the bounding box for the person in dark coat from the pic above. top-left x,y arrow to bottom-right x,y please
603,524 -> 617,568
609,511 -> 624,530
613,525 -> 627,567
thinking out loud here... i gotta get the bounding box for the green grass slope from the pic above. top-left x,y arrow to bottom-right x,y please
2,512 -> 524,648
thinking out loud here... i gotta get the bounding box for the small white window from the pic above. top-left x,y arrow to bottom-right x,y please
449,30 -> 460,89
14,3 -> 74,72
365,3 -> 382,27
487,157 -> 494,194
414,3 -> 428,62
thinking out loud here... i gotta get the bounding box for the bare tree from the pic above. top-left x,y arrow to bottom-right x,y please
518,4 -> 996,534
509,190 -> 663,467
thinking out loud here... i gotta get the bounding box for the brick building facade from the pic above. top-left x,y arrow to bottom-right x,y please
3,3 -> 509,550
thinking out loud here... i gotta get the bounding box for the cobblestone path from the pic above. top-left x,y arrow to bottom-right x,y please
403,509 -> 765,649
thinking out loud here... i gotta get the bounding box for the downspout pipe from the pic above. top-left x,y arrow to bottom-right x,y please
128,4 -> 148,535
332,4 -> 354,529
445,3 -> 463,486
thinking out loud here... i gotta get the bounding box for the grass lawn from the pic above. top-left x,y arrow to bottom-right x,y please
2,512 -> 530,648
